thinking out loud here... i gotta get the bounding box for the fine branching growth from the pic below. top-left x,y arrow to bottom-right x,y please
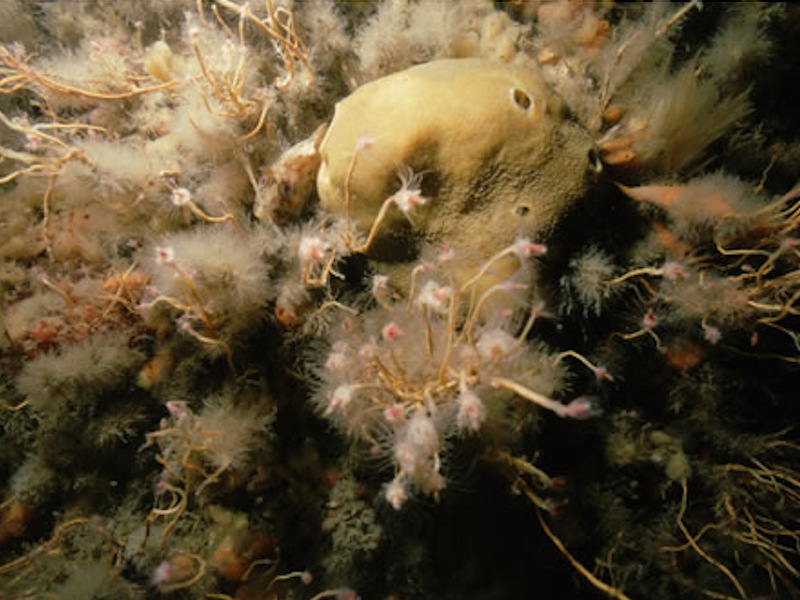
16,331 -> 144,413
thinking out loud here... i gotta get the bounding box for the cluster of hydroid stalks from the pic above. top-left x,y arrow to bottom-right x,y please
140,396 -> 273,546
598,178 -> 800,362
317,237 -> 606,509
137,224 -> 273,376
203,0 -> 314,90
0,0 -> 318,265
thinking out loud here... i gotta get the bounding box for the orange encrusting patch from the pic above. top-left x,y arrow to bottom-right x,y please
664,339 -> 704,372
212,531 -> 274,582
619,184 -> 737,218
136,348 -> 175,390
0,499 -> 31,548
652,222 -> 693,258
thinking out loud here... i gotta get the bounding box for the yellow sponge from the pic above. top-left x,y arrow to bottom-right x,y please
317,58 -> 600,284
